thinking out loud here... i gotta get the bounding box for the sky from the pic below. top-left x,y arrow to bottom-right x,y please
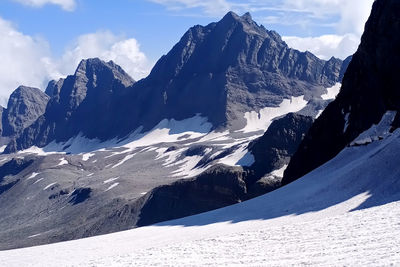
0,0 -> 374,106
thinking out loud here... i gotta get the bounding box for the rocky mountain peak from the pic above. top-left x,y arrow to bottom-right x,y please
2,86 -> 50,137
75,58 -> 135,88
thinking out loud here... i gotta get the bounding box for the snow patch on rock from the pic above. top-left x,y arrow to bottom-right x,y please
57,158 -> 68,166
321,83 -> 341,100
26,172 -> 40,180
105,183 -> 119,192
350,111 -> 397,146
112,154 -> 135,168
241,96 -> 308,133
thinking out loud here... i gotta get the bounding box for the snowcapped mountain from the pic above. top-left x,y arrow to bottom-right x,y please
0,12 -> 348,249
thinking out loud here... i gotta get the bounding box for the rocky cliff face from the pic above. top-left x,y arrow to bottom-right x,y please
131,11 -> 346,130
248,113 -> 313,181
283,0 -> 400,185
2,86 -> 49,137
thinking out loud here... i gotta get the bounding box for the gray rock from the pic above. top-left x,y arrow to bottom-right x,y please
248,113 -> 314,182
2,86 -> 49,137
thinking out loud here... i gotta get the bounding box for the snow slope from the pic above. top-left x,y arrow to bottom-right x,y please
1,113 -> 400,266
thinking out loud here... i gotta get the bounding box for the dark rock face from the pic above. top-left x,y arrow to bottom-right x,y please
6,12 -> 346,153
130,11 -> 345,131
68,188 -> 92,205
45,79 -> 64,97
6,59 -> 135,152
248,113 -> 313,181
2,86 -> 49,137
283,0 -> 400,185
137,164 -> 246,226
0,106 -> 3,136
0,158 -> 34,181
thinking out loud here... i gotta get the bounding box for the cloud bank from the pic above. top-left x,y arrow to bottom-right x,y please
283,34 -> 360,60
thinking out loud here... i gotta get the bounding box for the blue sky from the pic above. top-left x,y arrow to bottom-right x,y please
0,0 -> 374,105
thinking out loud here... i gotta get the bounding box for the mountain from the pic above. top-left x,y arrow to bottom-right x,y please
6,12 -> 347,153
0,11 -> 349,250
6,59 -> 135,152
283,0 -> 400,185
0,86 -> 49,139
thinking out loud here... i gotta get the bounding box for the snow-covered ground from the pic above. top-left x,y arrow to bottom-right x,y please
1,113 -> 400,266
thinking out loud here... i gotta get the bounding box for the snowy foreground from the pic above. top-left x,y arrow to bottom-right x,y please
1,117 -> 400,266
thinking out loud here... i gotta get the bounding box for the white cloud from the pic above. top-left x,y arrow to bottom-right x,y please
283,34 -> 359,60
282,0 -> 374,36
148,0 -> 374,37
149,0 -> 232,16
0,17 -> 53,106
149,0 -> 374,60
0,17 -> 151,107
59,31 -> 152,81
12,0 -> 76,11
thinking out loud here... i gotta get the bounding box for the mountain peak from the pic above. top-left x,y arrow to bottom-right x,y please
74,58 -> 134,87
219,11 -> 260,32
3,85 -> 49,137
241,12 -> 252,22
221,11 -> 240,22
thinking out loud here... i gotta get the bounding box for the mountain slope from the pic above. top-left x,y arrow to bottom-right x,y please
0,12 -> 348,249
1,118 -> 399,265
283,0 -> 400,184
